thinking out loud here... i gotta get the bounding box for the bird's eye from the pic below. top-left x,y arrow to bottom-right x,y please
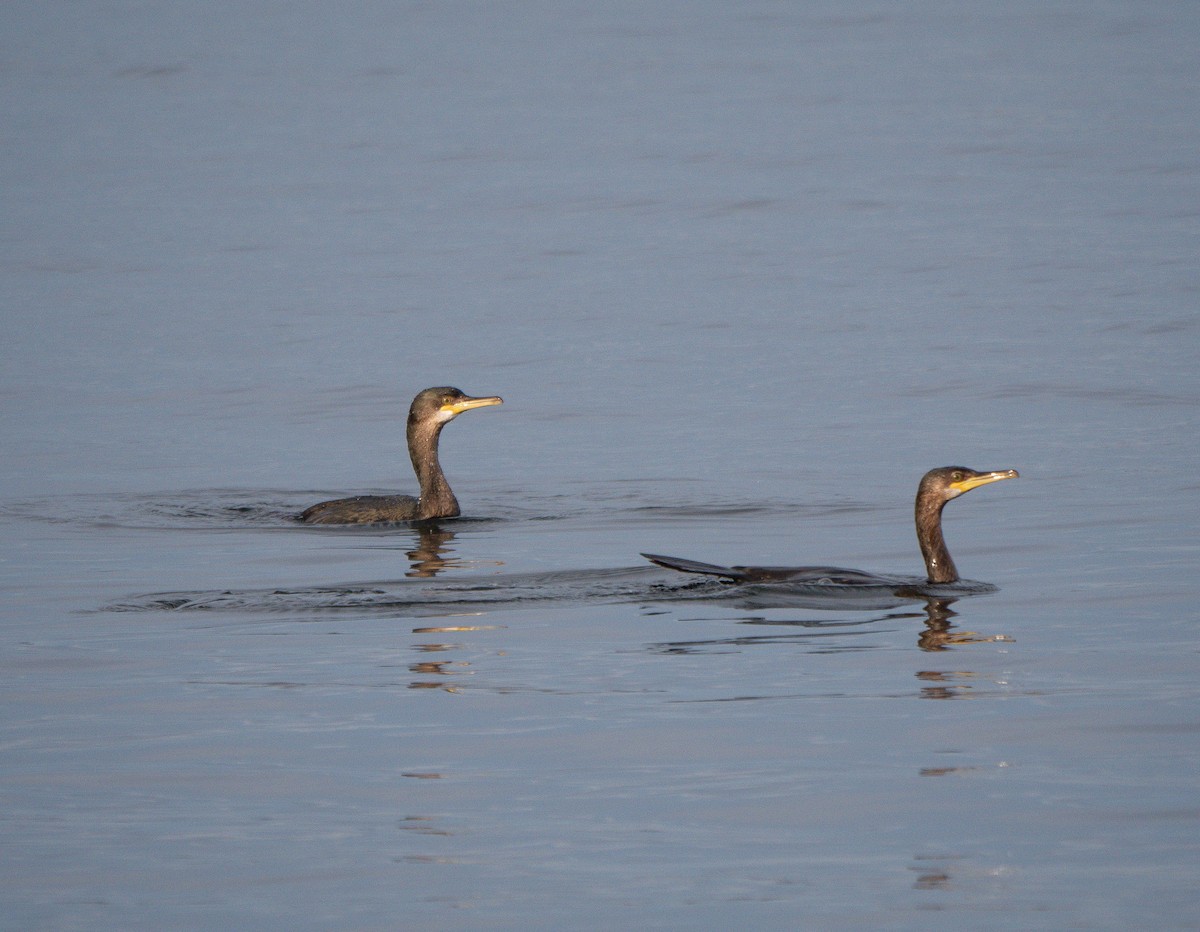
951,471 -> 963,481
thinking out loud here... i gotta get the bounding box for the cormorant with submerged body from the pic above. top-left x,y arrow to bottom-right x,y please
299,386 -> 503,525
642,466 -> 1019,587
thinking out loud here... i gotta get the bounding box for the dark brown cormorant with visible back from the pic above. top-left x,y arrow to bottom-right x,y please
299,386 -> 503,525
643,466 -> 1018,586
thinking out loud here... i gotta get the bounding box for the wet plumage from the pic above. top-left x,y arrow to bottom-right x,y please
643,466 -> 1019,586
299,386 -> 503,525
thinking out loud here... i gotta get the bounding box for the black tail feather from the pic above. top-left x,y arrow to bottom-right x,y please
640,552 -> 748,582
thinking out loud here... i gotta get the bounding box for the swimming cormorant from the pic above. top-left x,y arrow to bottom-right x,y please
299,386 -> 503,525
642,466 -> 1019,586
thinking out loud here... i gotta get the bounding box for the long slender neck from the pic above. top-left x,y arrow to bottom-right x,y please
916,495 -> 958,584
408,417 -> 459,519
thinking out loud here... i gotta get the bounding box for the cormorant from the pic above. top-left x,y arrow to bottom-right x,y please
299,386 -> 503,524
643,466 -> 1018,586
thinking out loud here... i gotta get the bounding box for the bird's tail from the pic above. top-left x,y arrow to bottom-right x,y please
641,552 -> 747,582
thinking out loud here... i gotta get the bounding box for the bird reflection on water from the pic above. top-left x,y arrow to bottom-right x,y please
405,524 -> 459,578
407,658 -> 471,693
913,595 -> 1013,651
647,595 -> 1012,654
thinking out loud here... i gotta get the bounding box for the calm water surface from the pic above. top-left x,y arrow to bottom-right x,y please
2,1 -> 1198,929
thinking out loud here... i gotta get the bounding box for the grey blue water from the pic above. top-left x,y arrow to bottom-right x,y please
2,2 -> 1198,928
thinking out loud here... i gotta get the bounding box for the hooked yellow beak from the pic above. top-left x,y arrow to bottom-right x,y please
949,469 -> 1019,495
442,395 -> 503,415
